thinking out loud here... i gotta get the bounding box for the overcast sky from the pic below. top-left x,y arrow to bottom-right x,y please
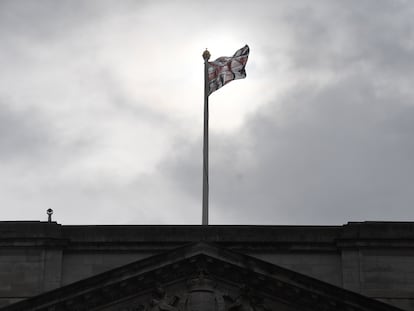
1,0 -> 414,225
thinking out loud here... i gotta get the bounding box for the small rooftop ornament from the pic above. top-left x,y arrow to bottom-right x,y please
47,208 -> 53,223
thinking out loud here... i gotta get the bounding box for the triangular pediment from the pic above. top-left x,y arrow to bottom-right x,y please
0,242 -> 403,311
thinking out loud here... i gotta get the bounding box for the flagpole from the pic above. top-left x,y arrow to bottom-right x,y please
202,49 -> 210,226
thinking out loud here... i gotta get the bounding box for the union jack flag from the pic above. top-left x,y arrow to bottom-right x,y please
207,45 -> 249,95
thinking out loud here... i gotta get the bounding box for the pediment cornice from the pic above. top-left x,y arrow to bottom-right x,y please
0,243 -> 403,311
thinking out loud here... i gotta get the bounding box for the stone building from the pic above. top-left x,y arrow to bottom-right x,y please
0,221 -> 413,310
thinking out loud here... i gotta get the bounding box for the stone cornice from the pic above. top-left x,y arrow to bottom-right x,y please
0,243 -> 404,311
3,222 -> 414,251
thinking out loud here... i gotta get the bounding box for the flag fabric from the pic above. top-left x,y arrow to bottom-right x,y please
207,45 -> 249,95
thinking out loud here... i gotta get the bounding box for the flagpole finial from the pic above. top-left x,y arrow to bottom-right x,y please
202,49 -> 210,61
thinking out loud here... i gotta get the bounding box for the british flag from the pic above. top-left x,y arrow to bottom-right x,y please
207,45 -> 249,95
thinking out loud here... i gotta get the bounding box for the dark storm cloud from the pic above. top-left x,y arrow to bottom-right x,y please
163,73 -> 414,224
234,77 -> 414,224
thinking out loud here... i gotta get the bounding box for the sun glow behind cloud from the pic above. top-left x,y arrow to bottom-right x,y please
0,0 -> 291,223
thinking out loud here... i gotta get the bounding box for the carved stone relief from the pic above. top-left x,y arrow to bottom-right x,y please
147,285 -> 180,311
226,285 -> 270,311
118,272 -> 270,311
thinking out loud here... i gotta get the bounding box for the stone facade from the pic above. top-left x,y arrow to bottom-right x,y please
0,222 -> 413,310
0,242 -> 403,311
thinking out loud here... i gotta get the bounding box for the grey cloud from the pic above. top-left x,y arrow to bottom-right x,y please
0,101 -> 53,160
158,1 -> 414,224
2,0 -> 414,225
0,1 -> 95,42
161,72 -> 414,224
0,0 -> 146,40
98,72 -> 173,125
282,0 -> 414,74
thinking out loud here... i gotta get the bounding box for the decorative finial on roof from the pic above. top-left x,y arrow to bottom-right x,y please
47,208 -> 53,223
